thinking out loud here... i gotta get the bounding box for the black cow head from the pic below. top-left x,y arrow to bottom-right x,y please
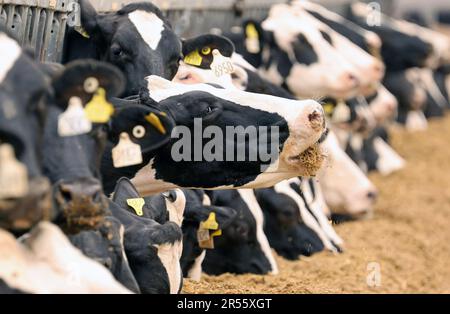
43,59 -> 125,233
180,190 -> 237,279
202,190 -> 273,275
110,178 -> 184,294
0,30 -> 52,232
254,188 -> 324,260
68,215 -> 140,293
68,0 -> 182,96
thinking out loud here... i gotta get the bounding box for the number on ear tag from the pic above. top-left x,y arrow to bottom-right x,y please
332,100 -> 351,123
198,228 -> 215,249
126,198 -> 145,216
245,24 -> 261,53
0,144 -> 29,199
58,97 -> 92,137
84,88 -> 115,123
200,212 -> 219,230
184,50 -> 203,66
112,133 -> 143,168
210,49 -> 235,78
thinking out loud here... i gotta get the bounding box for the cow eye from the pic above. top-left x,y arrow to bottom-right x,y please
111,45 -> 124,58
132,125 -> 146,138
162,191 -> 177,202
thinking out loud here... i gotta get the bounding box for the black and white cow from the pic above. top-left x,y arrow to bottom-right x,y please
101,76 -> 326,195
346,3 -> 434,72
383,68 -> 428,130
63,0 -> 182,96
180,189 -> 237,281
110,177 -> 185,294
0,29 -> 53,232
254,177 -> 343,260
203,189 -> 278,275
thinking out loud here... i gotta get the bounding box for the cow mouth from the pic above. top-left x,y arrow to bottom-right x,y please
54,191 -> 108,234
287,142 -> 326,177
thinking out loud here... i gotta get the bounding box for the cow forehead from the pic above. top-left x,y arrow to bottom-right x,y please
128,10 -> 164,51
0,33 -> 21,84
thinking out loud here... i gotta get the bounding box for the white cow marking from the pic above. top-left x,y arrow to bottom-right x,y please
0,33 -> 21,83
154,241 -> 183,294
128,10 -> 164,51
186,250 -> 206,282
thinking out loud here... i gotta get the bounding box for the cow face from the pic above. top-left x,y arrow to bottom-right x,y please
43,60 -> 125,233
110,179 -> 184,294
68,216 -> 140,293
126,76 -> 325,195
0,30 -> 52,232
75,0 -> 182,96
180,189 -> 237,280
254,187 -> 325,259
366,85 -> 398,124
202,190 -> 275,275
101,103 -> 176,195
383,69 -> 427,124
318,131 -> 377,218
292,2 -> 385,96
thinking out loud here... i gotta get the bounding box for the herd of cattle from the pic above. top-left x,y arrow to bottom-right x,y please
0,0 -> 449,293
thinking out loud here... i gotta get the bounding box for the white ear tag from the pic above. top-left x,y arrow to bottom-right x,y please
210,49 -> 235,78
0,144 -> 29,199
58,97 -> 92,137
332,100 -> 351,123
112,133 -> 143,168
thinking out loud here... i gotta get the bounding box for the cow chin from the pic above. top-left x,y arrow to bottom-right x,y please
54,191 -> 108,234
282,143 -> 327,177
0,177 -> 52,232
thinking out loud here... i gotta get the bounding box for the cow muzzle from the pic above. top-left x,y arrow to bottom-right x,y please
0,176 -> 52,232
54,177 -> 107,233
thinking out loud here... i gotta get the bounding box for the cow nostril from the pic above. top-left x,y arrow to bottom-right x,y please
367,191 -> 378,201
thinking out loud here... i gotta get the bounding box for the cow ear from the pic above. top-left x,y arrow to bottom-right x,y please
79,0 -> 99,36
112,177 -> 141,208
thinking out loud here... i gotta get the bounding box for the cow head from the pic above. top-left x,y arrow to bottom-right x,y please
43,59 -> 125,233
76,0 -> 182,96
68,216 -> 140,293
180,190 -> 237,280
318,131 -> 377,219
202,190 -> 274,275
254,187 -> 325,259
124,76 -> 326,195
0,30 -> 52,232
111,178 -> 184,294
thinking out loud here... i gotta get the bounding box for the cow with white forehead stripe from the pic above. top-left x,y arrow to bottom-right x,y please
63,0 -> 182,96
100,76 -> 326,195
0,30 -> 52,232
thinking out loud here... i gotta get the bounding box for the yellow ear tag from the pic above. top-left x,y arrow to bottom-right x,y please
74,25 -> 90,39
84,88 -> 115,123
245,23 -> 261,53
112,132 -> 143,168
0,144 -> 29,199
184,49 -> 203,66
211,229 -> 222,237
200,212 -> 219,230
210,49 -> 235,78
58,97 -> 92,137
322,102 -> 335,117
332,100 -> 351,123
145,113 -> 166,135
126,198 -> 145,216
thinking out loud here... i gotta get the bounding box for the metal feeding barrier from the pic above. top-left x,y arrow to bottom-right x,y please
0,0 -> 364,62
